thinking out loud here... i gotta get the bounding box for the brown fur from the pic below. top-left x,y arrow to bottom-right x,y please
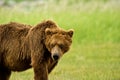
0,20 -> 74,80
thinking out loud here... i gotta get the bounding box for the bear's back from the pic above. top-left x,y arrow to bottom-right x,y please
0,22 -> 31,40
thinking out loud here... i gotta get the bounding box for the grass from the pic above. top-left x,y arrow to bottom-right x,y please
49,44 -> 120,80
0,1 -> 120,80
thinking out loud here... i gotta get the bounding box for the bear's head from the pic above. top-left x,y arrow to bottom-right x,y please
45,27 -> 74,61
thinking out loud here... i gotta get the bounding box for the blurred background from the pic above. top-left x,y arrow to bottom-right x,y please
0,0 -> 120,80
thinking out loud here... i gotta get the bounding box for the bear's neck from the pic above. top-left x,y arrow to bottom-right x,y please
19,37 -> 31,61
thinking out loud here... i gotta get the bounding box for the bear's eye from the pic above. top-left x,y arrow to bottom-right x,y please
51,44 -> 55,48
59,44 -> 64,49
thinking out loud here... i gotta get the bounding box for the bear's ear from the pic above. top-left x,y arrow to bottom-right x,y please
67,29 -> 74,37
45,28 -> 52,35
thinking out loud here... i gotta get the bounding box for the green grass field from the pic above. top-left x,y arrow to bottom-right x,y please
0,0 -> 120,80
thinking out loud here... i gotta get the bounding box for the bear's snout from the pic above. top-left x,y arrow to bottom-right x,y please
52,53 -> 59,60
51,46 -> 62,61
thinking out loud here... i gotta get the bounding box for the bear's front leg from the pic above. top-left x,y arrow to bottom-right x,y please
33,62 -> 48,80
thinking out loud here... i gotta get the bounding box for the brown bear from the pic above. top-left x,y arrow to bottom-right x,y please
0,20 -> 74,80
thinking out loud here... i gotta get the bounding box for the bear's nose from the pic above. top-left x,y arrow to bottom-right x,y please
53,54 -> 59,61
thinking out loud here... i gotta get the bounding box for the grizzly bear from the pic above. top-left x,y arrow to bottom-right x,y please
0,20 -> 74,80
